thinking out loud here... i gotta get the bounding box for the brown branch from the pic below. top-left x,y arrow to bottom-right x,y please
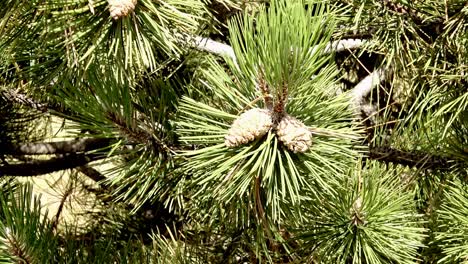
106,111 -> 152,144
1,89 -> 48,112
106,111 -> 174,154
76,165 -> 106,183
272,81 -> 288,123
368,146 -> 460,170
1,89 -> 77,116
0,138 -> 112,155
0,154 -> 106,177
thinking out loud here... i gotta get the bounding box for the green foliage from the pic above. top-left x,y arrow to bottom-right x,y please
0,0 -> 467,262
177,1 -> 362,258
297,161 -> 426,263
0,184 -> 57,263
179,1 -> 355,207
55,63 -> 181,212
435,181 -> 468,263
1,0 -> 207,74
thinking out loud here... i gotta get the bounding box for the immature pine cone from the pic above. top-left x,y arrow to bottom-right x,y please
225,108 -> 273,148
108,0 -> 137,20
276,114 -> 312,153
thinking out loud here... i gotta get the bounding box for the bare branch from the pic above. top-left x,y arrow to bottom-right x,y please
324,39 -> 367,53
51,182 -> 74,232
0,154 -> 106,177
1,88 -> 74,115
368,146 -> 457,170
1,89 -> 47,112
181,34 -> 366,65
349,67 -> 387,116
0,138 -> 112,155
76,165 -> 106,183
190,35 -> 238,63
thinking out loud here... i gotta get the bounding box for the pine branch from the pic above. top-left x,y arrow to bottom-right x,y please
187,34 -> 238,63
0,138 -> 112,155
349,67 -> 387,116
1,89 -> 76,116
322,39 -> 367,54
106,111 -> 174,154
182,34 -> 366,64
76,165 -> 106,183
0,154 -> 106,177
1,89 -> 47,112
368,146 -> 463,170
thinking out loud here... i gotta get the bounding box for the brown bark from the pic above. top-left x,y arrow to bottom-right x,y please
0,138 -> 112,155
0,154 -> 106,176
368,146 -> 454,170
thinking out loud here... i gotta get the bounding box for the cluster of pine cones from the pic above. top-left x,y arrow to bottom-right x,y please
225,108 -> 312,153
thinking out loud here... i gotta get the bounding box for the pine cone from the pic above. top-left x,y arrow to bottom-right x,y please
108,0 -> 137,20
225,108 -> 273,148
276,114 -> 312,153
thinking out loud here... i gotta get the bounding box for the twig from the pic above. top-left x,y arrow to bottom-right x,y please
180,34 -> 237,64
257,70 -> 273,110
322,39 -> 367,54
51,181 -> 74,232
3,228 -> 33,264
1,88 -> 74,116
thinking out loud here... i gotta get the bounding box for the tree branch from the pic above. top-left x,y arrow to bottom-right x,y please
187,35 -> 238,63
181,34 -> 366,64
0,138 -> 112,155
1,88 -> 76,116
321,39 -> 367,54
0,154 -> 106,177
76,165 -> 106,183
349,67 -> 387,116
51,182 -> 74,232
1,89 -> 48,112
368,146 -> 457,170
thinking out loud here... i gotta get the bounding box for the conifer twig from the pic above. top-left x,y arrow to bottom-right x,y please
76,165 -> 106,183
1,89 -> 48,112
322,39 -> 367,54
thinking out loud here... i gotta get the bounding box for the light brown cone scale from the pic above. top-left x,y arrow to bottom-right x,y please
276,114 -> 312,153
108,0 -> 137,20
225,108 -> 273,148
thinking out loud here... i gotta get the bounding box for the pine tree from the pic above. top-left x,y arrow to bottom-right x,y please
0,0 -> 467,263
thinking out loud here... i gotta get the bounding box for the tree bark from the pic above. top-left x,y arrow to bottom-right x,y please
0,154 -> 106,176
0,138 -> 112,155
368,146 -> 456,170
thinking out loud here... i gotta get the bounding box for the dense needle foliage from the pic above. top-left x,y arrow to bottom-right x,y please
0,0 -> 467,263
